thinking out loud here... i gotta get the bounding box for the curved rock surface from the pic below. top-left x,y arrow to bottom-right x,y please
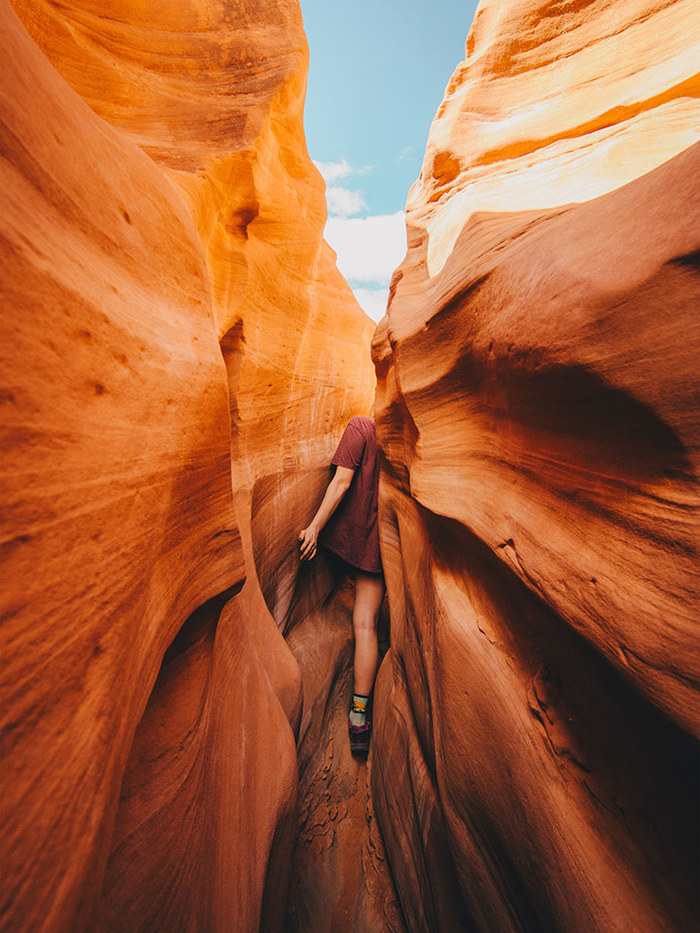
409,0 -> 700,280
373,0 -> 700,929
2,0 -> 378,930
10,0 -> 376,623
5,0 -> 699,929
1,5 -> 241,928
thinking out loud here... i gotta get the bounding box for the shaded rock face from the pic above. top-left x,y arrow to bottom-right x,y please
285,578 -> 405,933
373,0 -> 699,930
1,0 -> 382,931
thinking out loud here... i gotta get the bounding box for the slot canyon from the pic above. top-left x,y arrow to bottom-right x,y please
0,0 -> 698,930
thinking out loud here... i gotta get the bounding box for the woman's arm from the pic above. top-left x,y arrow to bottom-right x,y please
299,466 -> 355,561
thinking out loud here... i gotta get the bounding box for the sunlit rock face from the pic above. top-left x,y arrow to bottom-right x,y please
2,0 -> 376,931
373,0 -> 700,930
10,0 -> 375,632
408,0 -> 700,282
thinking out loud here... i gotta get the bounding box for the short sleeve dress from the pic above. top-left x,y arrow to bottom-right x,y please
322,416 -> 382,574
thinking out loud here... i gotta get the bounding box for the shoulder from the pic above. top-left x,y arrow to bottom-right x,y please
348,415 -> 375,436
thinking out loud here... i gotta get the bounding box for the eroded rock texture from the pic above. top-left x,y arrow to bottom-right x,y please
373,0 -> 700,930
1,0 -> 379,930
285,579 -> 405,933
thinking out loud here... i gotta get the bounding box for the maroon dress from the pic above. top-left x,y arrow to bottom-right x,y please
322,416 -> 382,574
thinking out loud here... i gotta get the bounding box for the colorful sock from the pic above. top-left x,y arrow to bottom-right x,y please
349,693 -> 370,727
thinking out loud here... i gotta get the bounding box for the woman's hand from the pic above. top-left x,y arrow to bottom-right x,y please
299,525 -> 319,561
298,467 -> 353,562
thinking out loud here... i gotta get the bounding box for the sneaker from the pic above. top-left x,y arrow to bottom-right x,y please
348,717 -> 371,754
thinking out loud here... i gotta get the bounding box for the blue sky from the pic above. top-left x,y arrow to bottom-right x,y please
300,0 -> 480,320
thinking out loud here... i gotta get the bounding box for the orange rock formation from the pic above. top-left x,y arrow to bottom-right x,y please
4,0 -> 699,930
1,0 -> 380,930
373,0 -> 700,930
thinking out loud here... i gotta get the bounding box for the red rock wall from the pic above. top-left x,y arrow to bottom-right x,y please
1,0 -> 379,930
5,0 -> 698,929
372,0 -> 700,930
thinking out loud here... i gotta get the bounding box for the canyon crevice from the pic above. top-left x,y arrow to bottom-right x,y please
1,0 -> 698,931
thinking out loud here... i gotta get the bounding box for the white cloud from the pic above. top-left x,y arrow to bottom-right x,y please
326,186 -> 367,218
325,211 -> 406,284
314,158 -> 372,184
315,158 -> 352,183
352,287 -> 390,323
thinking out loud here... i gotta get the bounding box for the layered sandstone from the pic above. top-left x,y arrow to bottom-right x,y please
1,6 -> 242,928
5,0 -> 699,929
373,0 -> 700,930
9,0 -> 375,627
1,1 -> 378,931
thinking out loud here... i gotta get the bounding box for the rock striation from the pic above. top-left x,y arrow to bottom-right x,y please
4,0 -> 699,930
373,0 -> 700,930
1,0 -> 379,930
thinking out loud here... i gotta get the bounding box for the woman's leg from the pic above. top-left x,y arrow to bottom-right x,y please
352,572 -> 385,695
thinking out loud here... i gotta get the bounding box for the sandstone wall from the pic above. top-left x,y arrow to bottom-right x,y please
1,1 -> 377,930
5,0 -> 699,929
373,0 -> 700,930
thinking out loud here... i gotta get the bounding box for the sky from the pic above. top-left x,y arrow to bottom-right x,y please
300,0 -> 481,321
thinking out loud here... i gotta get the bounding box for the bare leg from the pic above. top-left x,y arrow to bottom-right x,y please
352,572 -> 385,695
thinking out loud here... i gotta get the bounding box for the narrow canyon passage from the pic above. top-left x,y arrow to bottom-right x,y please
284,575 -> 403,931
2,0 -> 699,931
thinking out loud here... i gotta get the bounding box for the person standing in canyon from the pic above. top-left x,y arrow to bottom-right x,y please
299,415 -> 384,754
